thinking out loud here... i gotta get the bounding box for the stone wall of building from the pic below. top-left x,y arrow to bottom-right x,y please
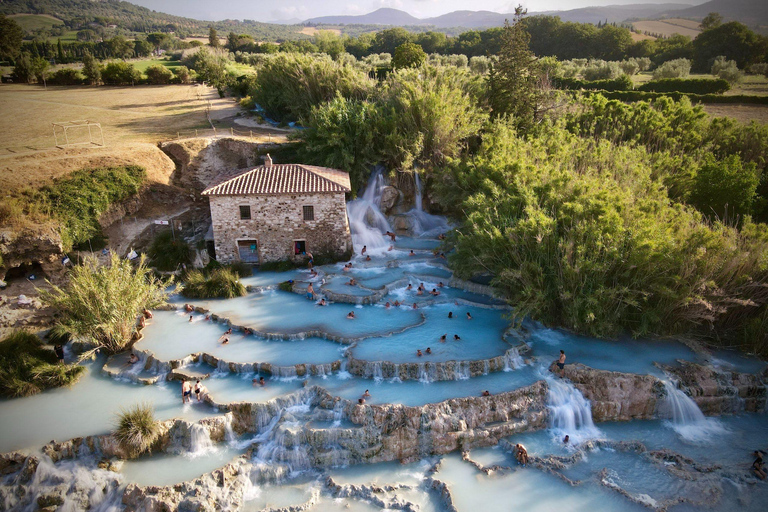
209,192 -> 352,263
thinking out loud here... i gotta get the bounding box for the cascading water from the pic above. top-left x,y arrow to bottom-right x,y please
546,373 -> 600,443
406,171 -> 451,238
189,424 -> 216,457
503,348 -> 525,371
660,380 -> 726,442
346,168 -> 392,253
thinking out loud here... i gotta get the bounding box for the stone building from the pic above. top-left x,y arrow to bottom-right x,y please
202,156 -> 352,264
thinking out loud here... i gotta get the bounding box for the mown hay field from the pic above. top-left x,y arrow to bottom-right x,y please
632,18 -> 701,38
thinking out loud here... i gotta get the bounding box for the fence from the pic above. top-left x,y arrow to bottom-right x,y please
163,126 -> 285,143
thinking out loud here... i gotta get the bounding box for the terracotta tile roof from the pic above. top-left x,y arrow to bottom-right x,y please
201,164 -> 351,196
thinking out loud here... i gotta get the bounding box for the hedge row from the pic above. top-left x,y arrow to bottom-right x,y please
552,75 -> 633,92
638,78 -> 730,94
580,90 -> 768,105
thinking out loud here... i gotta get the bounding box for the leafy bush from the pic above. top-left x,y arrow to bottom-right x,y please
711,56 -> 743,84
553,75 -> 633,92
145,64 -> 174,84
0,331 -> 85,398
747,63 -> 768,76
174,65 -> 191,84
581,60 -> 622,80
41,254 -> 171,354
393,42 -> 426,69
278,280 -> 294,292
114,403 -> 160,457
652,58 -> 691,79
573,90 -> 768,105
101,61 -> 141,85
48,68 -> 84,85
180,268 -> 246,299
147,231 -> 191,271
638,78 -> 730,94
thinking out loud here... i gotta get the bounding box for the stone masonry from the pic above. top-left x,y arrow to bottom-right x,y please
208,191 -> 351,263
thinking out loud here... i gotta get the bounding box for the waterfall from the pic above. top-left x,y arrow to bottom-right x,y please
418,363 -> 435,383
391,363 -> 401,382
371,361 -> 384,382
660,380 -> 725,442
346,168 -> 392,253
504,348 -> 525,371
332,400 -> 344,427
546,375 -> 600,443
453,361 -> 470,380
189,424 -> 215,457
483,360 -> 490,375
407,171 -> 451,238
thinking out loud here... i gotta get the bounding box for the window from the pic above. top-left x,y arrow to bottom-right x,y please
239,205 -> 251,220
303,205 -> 314,221
294,240 -> 306,255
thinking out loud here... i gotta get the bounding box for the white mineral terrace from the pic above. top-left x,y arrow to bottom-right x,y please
1,171 -> 767,511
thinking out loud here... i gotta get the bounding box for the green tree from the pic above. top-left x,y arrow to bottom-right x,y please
57,38 -> 65,63
31,56 -> 49,87
314,30 -> 345,60
12,53 -> 33,83
692,22 -> 766,71
208,26 -> 220,48
371,27 -> 412,55
82,52 -> 101,84
132,39 -> 153,58
392,42 -> 426,69
101,61 -> 141,85
106,36 -> 133,59
146,32 -> 169,54
0,15 -> 24,61
700,12 -> 723,31
488,6 -> 542,132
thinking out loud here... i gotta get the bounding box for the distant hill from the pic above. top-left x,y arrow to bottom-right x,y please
659,0 -> 768,26
306,4 -> 694,28
0,0 -> 308,40
308,8 -> 420,27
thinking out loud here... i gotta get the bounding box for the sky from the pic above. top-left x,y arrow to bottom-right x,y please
129,0 -> 707,23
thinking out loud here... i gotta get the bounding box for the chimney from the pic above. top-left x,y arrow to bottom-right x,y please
264,154 -> 272,167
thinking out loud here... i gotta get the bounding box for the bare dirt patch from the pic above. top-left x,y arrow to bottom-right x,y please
300,27 -> 341,36
632,19 -> 701,38
702,104 -> 768,124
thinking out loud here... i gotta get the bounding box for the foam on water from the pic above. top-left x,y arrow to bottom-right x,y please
659,380 -> 728,443
545,371 -> 601,444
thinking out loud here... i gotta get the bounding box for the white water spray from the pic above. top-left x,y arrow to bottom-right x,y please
546,373 -> 600,443
660,380 -> 726,442
346,169 -> 392,253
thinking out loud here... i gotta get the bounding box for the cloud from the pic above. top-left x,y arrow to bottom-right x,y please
270,5 -> 309,21
371,0 -> 404,9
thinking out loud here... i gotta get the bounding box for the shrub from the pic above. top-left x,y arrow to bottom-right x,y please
114,403 -> 160,457
652,58 -> 691,79
619,59 -> 640,76
41,253 -> 171,354
278,280 -> 294,292
174,65 -> 191,84
147,231 -> 191,271
180,268 -> 246,299
582,60 -> 622,80
393,42 -> 427,69
228,261 -> 253,277
553,75 -> 633,92
48,68 -> 83,85
145,64 -> 173,84
0,331 -> 85,398
101,61 -> 141,85
711,56 -> 743,84
638,78 -> 730,94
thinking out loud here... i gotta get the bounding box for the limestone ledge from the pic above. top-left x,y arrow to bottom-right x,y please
661,360 -> 767,414
553,361 -> 767,423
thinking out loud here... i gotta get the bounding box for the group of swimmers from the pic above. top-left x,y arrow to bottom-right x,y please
405,282 -> 444,297
252,376 -> 267,387
181,379 -> 207,404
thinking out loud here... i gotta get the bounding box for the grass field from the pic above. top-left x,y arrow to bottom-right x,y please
0,83 -> 288,191
632,18 -> 701,38
8,13 -> 64,31
131,59 -> 183,73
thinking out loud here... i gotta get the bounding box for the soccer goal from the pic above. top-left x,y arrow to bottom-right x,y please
52,120 -> 105,148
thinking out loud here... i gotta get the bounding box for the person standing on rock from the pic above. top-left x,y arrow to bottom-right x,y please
181,380 -> 192,404
557,350 -> 566,376
307,282 -> 315,300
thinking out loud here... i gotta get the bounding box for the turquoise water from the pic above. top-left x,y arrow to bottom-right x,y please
138,310 -> 344,365
0,358 -> 220,453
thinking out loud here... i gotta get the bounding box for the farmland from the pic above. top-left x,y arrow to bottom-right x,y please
632,18 -> 702,38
